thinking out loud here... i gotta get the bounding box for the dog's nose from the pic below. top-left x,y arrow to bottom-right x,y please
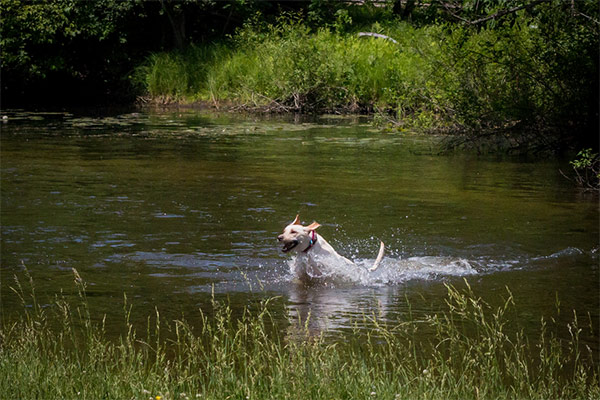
277,234 -> 283,241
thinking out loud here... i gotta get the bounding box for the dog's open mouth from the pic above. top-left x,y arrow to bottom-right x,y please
282,240 -> 299,253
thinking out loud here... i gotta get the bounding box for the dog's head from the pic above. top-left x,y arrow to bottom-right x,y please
278,215 -> 321,253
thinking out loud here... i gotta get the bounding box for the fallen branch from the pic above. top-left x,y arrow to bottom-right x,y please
358,32 -> 398,44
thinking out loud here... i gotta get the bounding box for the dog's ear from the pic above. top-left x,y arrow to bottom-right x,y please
292,215 -> 302,225
306,222 -> 321,231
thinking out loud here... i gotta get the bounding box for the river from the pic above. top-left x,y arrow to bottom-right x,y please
1,109 -> 598,348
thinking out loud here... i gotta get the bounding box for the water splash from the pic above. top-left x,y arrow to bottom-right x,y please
284,245 -> 599,287
287,254 -> 476,286
532,246 -> 584,260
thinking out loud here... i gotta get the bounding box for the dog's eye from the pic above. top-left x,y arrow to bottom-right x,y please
290,230 -> 297,234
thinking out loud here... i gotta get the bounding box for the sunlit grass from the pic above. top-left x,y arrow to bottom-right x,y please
138,22 -> 441,119
1,268 -> 598,399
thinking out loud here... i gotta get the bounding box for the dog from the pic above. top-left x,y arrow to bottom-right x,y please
278,215 -> 385,278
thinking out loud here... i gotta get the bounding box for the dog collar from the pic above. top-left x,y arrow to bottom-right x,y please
303,230 -> 317,253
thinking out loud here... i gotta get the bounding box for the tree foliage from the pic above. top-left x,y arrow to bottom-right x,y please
1,0 -> 142,102
0,0 -> 283,104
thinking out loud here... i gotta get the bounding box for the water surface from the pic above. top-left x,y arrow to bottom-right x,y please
1,109 -> 598,345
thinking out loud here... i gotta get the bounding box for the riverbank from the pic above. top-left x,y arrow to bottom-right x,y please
2,270 -> 598,400
134,13 -> 598,153
3,1 -> 597,153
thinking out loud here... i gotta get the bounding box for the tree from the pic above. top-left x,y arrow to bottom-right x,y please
1,0 -> 142,104
392,0 -> 416,20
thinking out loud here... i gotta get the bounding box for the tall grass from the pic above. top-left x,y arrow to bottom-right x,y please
136,45 -> 225,104
206,22 -> 438,115
1,268 -> 598,399
138,21 -> 440,120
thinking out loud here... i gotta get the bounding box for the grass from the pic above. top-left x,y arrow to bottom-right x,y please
1,268 -> 598,399
137,21 -> 442,121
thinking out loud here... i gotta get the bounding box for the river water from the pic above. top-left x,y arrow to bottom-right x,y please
1,109 -> 598,346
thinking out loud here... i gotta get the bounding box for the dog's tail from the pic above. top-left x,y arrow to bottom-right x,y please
369,241 -> 385,272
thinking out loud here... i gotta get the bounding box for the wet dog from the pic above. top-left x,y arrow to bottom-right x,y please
278,215 -> 384,278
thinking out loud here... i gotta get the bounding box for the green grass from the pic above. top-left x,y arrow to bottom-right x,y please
138,21 -> 441,122
1,268 -> 598,399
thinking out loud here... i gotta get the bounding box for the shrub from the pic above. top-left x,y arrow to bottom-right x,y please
563,148 -> 600,190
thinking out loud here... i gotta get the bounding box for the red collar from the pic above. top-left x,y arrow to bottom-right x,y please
303,230 -> 317,253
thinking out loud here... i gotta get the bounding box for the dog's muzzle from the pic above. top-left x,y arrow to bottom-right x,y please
279,236 -> 299,253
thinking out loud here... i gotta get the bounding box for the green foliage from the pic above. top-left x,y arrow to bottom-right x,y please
439,1 -> 598,130
0,0 -> 137,79
2,270 -> 598,399
0,0 -> 280,104
135,45 -> 222,102
0,0 -> 149,104
141,18 -> 439,116
570,148 -> 598,170
568,148 -> 600,190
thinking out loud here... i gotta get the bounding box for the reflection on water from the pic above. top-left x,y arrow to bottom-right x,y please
1,109 -> 598,347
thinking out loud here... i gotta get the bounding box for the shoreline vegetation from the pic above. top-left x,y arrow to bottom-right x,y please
2,1 -> 598,155
133,4 -> 599,156
2,269 -> 598,399
136,16 -> 597,148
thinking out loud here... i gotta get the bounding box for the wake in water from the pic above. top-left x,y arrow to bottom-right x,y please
286,244 -> 598,286
288,254 -> 476,286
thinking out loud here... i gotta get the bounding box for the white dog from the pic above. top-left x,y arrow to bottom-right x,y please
278,215 -> 385,278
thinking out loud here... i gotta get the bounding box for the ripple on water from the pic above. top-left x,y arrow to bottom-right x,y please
153,212 -> 185,218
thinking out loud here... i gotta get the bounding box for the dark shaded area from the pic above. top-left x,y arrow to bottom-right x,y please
1,0 -> 305,107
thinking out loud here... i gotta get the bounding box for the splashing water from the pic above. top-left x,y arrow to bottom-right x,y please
288,254 -> 476,286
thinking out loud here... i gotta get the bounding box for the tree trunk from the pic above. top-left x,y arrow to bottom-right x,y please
402,0 -> 416,19
392,0 -> 403,16
392,0 -> 416,20
160,0 -> 186,49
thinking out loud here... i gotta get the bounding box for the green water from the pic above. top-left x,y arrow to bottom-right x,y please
1,109 -> 598,346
